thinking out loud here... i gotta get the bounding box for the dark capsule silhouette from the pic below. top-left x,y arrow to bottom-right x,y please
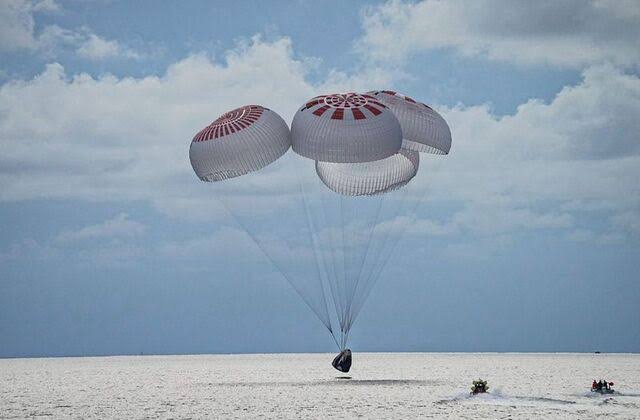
332,349 -> 352,372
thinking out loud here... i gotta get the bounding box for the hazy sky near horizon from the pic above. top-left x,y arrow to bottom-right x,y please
1,0 -> 639,357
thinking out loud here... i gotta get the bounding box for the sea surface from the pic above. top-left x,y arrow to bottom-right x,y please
1,353 -> 639,419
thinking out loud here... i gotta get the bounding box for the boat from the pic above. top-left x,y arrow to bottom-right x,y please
591,381 -> 615,394
591,387 -> 615,394
471,379 -> 489,395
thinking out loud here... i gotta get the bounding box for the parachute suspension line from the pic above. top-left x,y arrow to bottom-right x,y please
349,190 -> 422,321
215,195 -> 334,334
370,158 -> 445,279
304,173 -> 349,349
370,183 -> 412,278
342,193 -> 386,333
339,193 -> 349,338
319,190 -> 351,350
347,192 -> 402,324
346,182 -> 414,329
355,182 -> 418,320
338,322 -> 349,351
298,180 -> 333,328
298,176 -> 341,349
313,178 -> 348,348
350,166 -> 440,322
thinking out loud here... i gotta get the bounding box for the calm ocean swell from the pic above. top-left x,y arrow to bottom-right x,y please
1,353 -> 639,419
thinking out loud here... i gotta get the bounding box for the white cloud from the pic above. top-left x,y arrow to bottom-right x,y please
406,64 -> 640,242
565,229 -> 624,245
440,234 -> 513,262
435,64 -> 640,185
37,25 -> 144,61
0,237 -> 57,262
55,213 -> 146,243
0,0 -> 57,51
0,1 -> 142,60
37,24 -> 82,52
31,0 -> 58,12
380,206 -> 573,238
611,211 -> 640,235
377,215 -> 457,237
451,206 -> 573,236
593,0 -> 640,20
76,33 -> 140,60
0,35 -> 384,218
0,33 -> 638,255
156,226 -> 261,261
359,0 -> 640,68
72,242 -> 148,268
2,223 -> 267,267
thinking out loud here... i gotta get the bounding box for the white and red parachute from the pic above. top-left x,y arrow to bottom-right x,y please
189,105 -> 290,181
189,92 -> 451,360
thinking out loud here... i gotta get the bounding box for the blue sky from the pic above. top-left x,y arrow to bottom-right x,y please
1,0 -> 639,357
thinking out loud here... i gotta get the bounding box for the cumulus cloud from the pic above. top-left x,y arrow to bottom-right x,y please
0,31 -> 638,259
434,65 -> 640,193
157,226 -> 265,261
2,219 -> 269,267
0,0 -> 142,60
379,206 -> 573,239
359,0 -> 640,68
38,26 -> 144,61
0,237 -> 57,262
0,0 -> 58,51
0,35 -> 386,218
611,211 -> 640,235
76,33 -> 141,60
406,64 -> 640,242
565,229 -> 623,245
73,242 -> 148,268
55,213 -> 146,243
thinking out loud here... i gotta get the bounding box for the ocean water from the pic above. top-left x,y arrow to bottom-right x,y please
1,353 -> 639,419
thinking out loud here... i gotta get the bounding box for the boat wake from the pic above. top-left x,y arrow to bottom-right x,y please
437,390 -> 575,407
201,379 -> 431,387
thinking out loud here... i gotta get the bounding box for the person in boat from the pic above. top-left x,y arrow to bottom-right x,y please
471,379 -> 488,394
592,379 -> 597,389
597,380 -> 603,390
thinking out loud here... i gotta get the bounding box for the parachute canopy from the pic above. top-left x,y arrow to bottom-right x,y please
291,93 -> 402,163
315,149 -> 419,196
368,90 -> 451,155
188,93 -> 452,356
189,105 -> 290,182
